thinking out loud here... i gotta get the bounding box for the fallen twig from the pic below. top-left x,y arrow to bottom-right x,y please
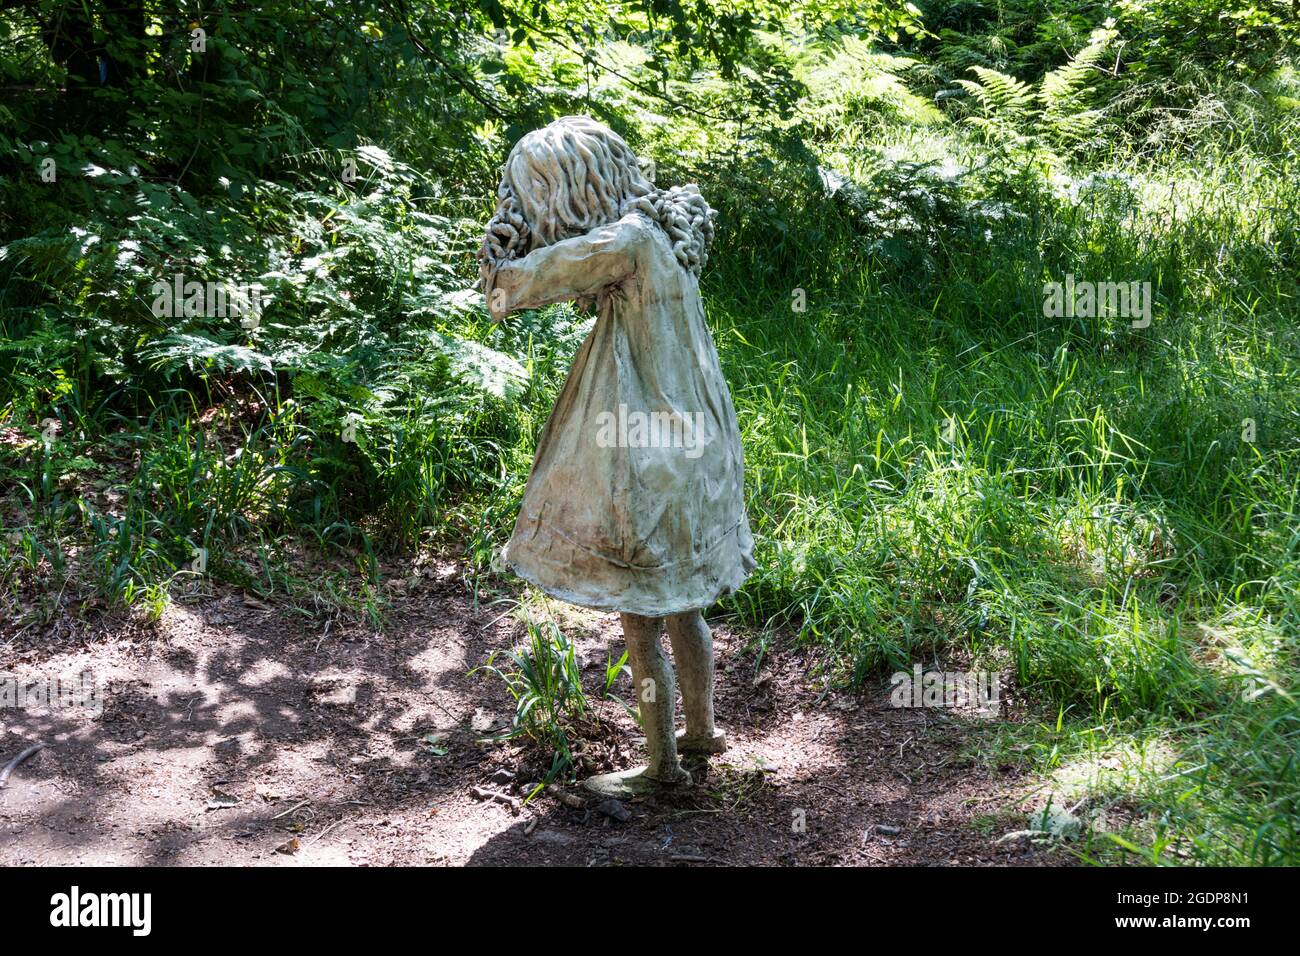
0,742 -> 47,788
304,819 -> 343,849
547,783 -> 584,809
271,799 -> 312,820
472,785 -> 520,814
313,614 -> 335,654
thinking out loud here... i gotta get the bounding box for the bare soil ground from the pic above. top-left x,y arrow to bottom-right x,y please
0,560 -> 1064,866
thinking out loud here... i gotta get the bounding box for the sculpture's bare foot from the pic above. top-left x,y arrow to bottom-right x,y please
675,727 -> 728,754
582,765 -> 690,799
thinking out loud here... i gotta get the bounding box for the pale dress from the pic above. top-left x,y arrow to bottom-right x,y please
487,212 -> 755,617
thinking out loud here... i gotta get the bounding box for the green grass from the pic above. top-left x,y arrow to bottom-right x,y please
688,114 -> 1299,862
471,615 -> 595,785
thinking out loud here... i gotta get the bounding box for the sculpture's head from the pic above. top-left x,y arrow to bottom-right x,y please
501,116 -> 653,248
481,116 -> 715,277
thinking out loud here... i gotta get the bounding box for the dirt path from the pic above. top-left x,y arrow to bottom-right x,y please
0,562 -> 1062,866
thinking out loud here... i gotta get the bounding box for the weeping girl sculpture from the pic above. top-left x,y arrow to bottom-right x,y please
478,116 -> 755,795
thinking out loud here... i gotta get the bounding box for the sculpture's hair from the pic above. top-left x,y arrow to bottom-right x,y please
479,116 -> 715,277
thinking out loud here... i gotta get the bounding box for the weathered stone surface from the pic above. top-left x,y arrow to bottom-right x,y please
479,116 -> 750,790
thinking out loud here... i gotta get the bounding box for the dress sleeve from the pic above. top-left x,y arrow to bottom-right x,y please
485,213 -> 649,317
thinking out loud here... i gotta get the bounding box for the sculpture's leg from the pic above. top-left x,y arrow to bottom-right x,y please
666,610 -> 727,754
583,613 -> 689,797
622,612 -> 687,781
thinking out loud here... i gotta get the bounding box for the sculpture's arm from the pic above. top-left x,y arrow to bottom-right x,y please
484,214 -> 647,321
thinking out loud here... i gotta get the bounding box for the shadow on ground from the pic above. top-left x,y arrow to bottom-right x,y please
0,563 -> 1063,866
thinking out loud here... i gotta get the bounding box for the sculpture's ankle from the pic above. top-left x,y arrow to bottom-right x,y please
676,726 -> 728,754
645,760 -> 690,784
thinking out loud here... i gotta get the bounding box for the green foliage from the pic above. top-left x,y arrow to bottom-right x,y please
473,618 -> 590,779
800,39 -> 944,135
957,65 -> 1037,144
956,25 -> 1114,152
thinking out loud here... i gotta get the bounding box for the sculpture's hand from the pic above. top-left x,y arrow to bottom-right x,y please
478,202 -> 529,322
479,256 -> 510,322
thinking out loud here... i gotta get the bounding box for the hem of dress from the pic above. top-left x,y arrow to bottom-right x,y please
505,526 -> 756,618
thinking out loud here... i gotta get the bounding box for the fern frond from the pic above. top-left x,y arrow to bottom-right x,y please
427,332 -> 528,401
1040,37 -> 1110,113
1040,30 -> 1113,148
141,334 -> 274,376
965,66 -> 1035,117
958,67 -> 1034,146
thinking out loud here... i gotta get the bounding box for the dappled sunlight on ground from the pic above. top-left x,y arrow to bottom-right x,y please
1,573 -> 1065,866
